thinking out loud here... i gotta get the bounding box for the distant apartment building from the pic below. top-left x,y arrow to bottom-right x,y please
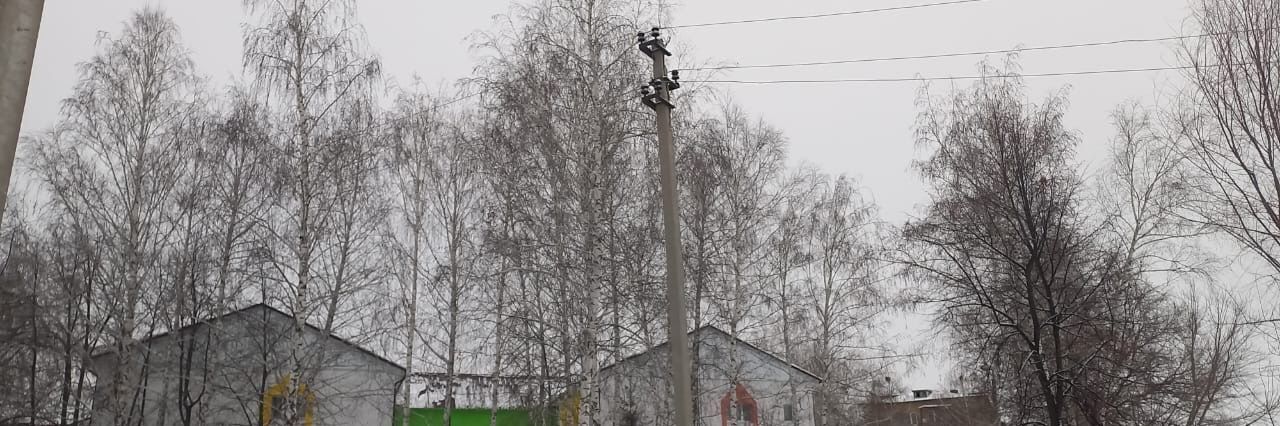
862,389 -> 998,425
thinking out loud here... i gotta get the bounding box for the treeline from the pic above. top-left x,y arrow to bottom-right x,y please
898,1 -> 1280,424
4,0 -> 1280,425
0,1 -> 890,425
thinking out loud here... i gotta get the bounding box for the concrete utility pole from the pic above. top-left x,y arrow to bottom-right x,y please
0,0 -> 44,222
638,27 -> 694,426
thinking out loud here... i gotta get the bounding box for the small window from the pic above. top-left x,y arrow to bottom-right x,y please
909,412 -> 920,425
732,404 -> 756,422
783,404 -> 797,421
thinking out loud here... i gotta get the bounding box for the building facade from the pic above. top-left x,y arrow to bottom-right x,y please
862,392 -> 998,425
598,326 -> 821,426
88,304 -> 404,426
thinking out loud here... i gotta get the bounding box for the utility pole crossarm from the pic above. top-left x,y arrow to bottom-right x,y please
637,26 -> 694,426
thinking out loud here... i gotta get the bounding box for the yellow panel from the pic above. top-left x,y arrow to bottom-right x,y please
262,374 -> 316,426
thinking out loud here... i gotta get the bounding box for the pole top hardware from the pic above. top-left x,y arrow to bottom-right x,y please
637,27 -> 671,57
642,78 -> 676,110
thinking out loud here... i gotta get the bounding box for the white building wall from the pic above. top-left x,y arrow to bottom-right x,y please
89,305 -> 403,426
599,329 -> 819,426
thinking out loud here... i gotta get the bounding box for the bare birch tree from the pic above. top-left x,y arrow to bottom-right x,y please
386,88 -> 441,426
472,73 -> 568,422
1169,2 -> 1280,420
683,98 -> 794,425
10,210 -> 105,426
800,174 -> 885,425
422,109 -> 487,425
1179,0 -> 1280,277
27,9 -> 201,425
315,93 -> 388,336
474,1 -> 657,423
202,90 -> 274,313
241,1 -> 380,422
1103,103 -> 1271,425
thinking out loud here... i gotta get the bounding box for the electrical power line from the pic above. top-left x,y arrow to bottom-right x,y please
662,0 -> 987,30
678,34 -> 1198,72
369,90 -> 480,135
685,63 -> 1224,85
679,26 -> 1280,72
436,90 -> 481,108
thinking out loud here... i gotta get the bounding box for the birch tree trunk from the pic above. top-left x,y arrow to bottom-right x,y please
28,10 -> 199,425
242,2 -> 378,422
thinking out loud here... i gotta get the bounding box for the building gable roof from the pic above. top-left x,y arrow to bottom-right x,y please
89,303 -> 404,373
599,325 -> 821,382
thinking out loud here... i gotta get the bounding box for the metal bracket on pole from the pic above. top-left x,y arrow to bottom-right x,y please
637,28 -> 671,58
638,28 -> 682,111
641,79 -> 676,111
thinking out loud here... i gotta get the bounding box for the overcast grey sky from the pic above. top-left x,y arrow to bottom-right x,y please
19,0 -> 1202,390
23,0 -> 1196,223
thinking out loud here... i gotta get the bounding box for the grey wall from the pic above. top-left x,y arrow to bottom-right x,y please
89,306 -> 402,426
599,330 -> 819,426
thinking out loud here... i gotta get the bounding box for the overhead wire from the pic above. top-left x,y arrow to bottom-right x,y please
677,34 -> 1199,72
436,90 -> 481,108
685,63 -> 1235,85
661,0 -> 987,29
366,90 -> 480,136
659,0 -> 1276,85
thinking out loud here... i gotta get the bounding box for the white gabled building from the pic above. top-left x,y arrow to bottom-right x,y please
598,326 -> 821,426
88,304 -> 405,426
